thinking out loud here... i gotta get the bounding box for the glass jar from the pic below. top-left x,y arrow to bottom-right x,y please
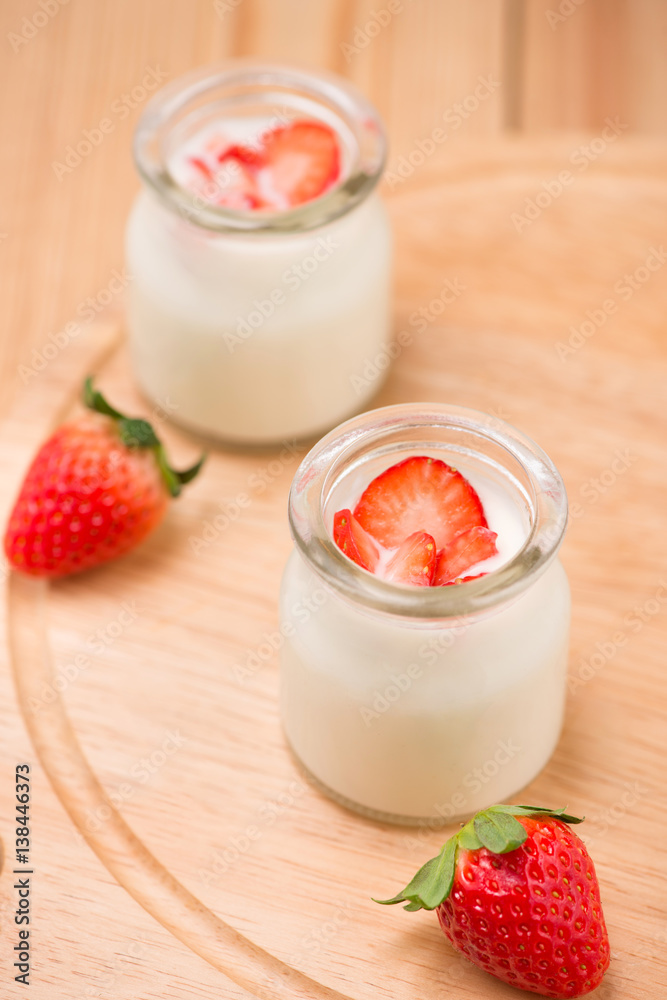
280,403 -> 570,825
125,63 -> 391,445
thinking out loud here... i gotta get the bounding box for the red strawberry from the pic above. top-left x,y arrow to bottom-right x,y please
4,378 -> 204,578
189,149 -> 264,210
333,509 -> 380,572
262,120 -> 340,206
433,525 -> 498,585
385,531 -> 436,586
354,456 -> 488,552
376,804 -> 610,998
217,143 -> 264,168
442,572 -> 488,586
189,156 -> 215,180
215,160 -> 265,211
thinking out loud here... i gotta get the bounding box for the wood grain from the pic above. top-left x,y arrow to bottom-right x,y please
1,2 -> 667,996
2,0 -> 667,415
520,0 -> 667,134
1,140 -> 667,997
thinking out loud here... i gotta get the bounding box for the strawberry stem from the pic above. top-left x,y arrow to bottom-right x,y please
374,804 -> 584,912
83,377 -> 206,498
83,377 -> 124,419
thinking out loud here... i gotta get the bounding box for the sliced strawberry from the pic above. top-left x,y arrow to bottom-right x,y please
189,156 -> 214,180
217,143 -> 265,168
384,531 -> 436,586
433,526 -> 498,585
354,457 -> 488,552
215,161 -> 265,210
442,572 -> 487,587
262,121 -> 340,207
333,509 -> 380,572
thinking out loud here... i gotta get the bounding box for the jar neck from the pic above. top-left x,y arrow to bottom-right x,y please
133,62 -> 386,235
288,404 -> 568,622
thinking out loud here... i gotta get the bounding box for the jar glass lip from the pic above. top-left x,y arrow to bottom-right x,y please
132,60 -> 387,235
288,403 -> 569,620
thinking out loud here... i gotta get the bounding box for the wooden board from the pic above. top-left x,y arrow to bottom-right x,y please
1,140 -> 667,999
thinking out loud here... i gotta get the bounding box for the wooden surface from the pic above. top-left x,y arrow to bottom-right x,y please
2,2 -> 667,998
1,139 -> 666,999
2,0 -> 667,417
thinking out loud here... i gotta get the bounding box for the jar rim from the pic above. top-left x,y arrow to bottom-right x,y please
288,403 -> 569,620
132,60 -> 387,235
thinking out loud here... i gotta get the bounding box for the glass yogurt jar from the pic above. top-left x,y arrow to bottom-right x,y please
126,63 -> 391,445
280,404 -> 570,825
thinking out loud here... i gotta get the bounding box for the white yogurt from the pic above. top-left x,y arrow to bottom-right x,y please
126,190 -> 391,443
280,407 -> 571,824
125,66 -> 391,444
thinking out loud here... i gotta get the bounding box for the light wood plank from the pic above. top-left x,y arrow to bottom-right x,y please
521,0 -> 667,134
340,0 -> 507,164
2,1 -> 667,995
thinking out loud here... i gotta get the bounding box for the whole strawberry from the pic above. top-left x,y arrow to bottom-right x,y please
4,378 -> 204,577
376,805 -> 610,998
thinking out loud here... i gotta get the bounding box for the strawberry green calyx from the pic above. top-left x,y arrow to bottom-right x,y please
374,804 -> 584,913
83,377 -> 205,498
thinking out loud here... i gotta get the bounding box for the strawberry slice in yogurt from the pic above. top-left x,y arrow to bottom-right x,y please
333,456 -> 502,587
176,118 -> 341,211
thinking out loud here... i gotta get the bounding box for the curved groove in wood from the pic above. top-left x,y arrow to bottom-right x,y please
7,571 -> 353,1000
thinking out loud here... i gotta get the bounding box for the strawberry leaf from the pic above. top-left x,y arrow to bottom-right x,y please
490,804 -> 585,825
457,818 -> 483,851
374,836 -> 457,911
83,377 -> 205,498
473,809 -> 527,854
374,804 -> 586,917
117,419 -> 160,449
514,805 -> 584,824
174,454 -> 207,486
83,376 -> 124,419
